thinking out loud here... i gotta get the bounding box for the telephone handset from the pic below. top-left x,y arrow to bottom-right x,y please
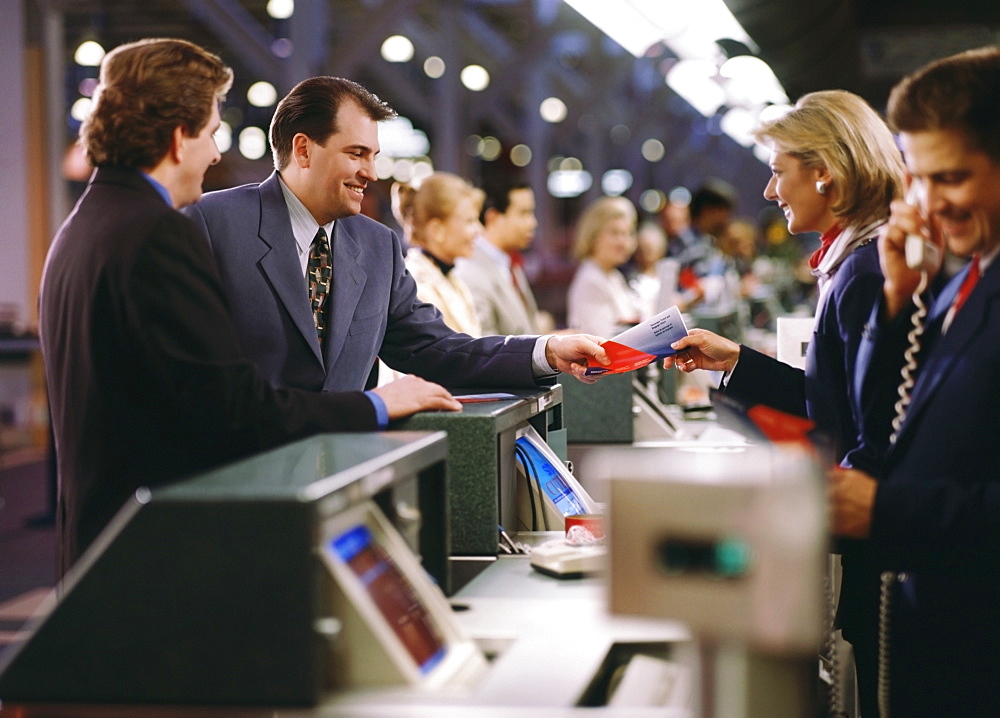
903,179 -> 940,272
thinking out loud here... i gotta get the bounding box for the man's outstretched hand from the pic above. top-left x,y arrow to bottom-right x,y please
545,334 -> 609,384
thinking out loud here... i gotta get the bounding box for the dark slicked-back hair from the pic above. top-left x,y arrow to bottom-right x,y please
480,175 -> 532,223
269,76 -> 396,170
81,38 -> 232,168
888,45 -> 1000,164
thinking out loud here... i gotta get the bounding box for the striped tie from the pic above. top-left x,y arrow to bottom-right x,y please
307,227 -> 332,344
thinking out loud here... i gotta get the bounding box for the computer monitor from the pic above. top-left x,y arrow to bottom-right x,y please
514,424 -> 600,532
0,432 -> 455,706
320,500 -> 488,691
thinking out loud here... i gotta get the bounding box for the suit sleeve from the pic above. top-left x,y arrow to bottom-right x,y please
723,346 -> 807,417
377,230 -> 539,388
126,213 -> 377,444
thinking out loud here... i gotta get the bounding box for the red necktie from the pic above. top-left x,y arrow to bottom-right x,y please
952,254 -> 981,315
508,250 -> 527,301
943,253 -> 980,332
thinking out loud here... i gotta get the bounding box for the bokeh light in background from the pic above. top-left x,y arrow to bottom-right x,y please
247,81 -> 278,108
640,188 -> 667,213
238,126 -> 268,160
266,0 -> 294,20
641,138 -> 665,162
423,56 -> 446,78
510,144 -> 532,167
460,64 -> 490,91
539,97 -> 567,123
381,35 -> 415,63
73,40 -> 105,66
214,122 -> 233,153
601,169 -> 633,196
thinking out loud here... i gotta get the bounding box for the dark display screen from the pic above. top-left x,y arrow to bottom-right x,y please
331,524 -> 446,674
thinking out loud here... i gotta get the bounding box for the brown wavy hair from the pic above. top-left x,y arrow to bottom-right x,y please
81,38 -> 233,169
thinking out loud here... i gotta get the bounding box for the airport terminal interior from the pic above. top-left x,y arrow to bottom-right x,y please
2,1 -> 999,716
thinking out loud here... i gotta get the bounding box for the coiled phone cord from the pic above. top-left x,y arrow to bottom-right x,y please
824,570 -> 848,718
889,271 -> 929,445
878,270 -> 929,718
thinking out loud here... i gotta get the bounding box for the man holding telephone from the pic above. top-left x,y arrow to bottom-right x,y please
829,46 -> 1000,717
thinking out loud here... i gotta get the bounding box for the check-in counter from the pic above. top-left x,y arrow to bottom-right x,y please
322,541 -> 693,717
394,386 -> 564,590
560,371 -> 691,448
0,431 -> 451,707
0,545 -> 693,717
0,432 -> 822,717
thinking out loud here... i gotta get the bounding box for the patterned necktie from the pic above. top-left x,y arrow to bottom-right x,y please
307,227 -> 332,344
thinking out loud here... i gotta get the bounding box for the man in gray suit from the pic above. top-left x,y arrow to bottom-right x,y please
456,179 -> 548,335
184,77 -> 606,427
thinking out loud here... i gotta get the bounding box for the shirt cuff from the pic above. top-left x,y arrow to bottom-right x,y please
720,357 -> 740,388
364,390 -> 389,429
532,335 -> 556,375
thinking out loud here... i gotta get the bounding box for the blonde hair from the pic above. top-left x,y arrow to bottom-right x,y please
572,196 -> 637,260
396,172 -> 484,248
752,90 -> 906,227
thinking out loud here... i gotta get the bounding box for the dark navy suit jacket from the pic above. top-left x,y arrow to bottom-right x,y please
41,168 -> 379,573
724,239 -> 888,469
853,256 -> 1000,716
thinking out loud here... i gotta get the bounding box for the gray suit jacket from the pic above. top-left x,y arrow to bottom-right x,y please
455,239 -> 539,335
183,172 -> 544,393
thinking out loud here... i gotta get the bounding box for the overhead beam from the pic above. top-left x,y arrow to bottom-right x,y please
183,0 -> 282,85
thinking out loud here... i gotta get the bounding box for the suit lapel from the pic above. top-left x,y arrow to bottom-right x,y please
324,220 -> 367,368
256,173 -> 324,364
894,260 -> 999,447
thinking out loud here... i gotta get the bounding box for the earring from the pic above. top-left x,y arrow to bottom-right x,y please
816,181 -> 827,195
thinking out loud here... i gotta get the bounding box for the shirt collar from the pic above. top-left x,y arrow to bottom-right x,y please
141,172 -> 173,207
277,174 -> 335,257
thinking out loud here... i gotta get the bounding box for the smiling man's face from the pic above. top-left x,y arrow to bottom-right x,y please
295,99 -> 380,225
901,127 -> 1000,258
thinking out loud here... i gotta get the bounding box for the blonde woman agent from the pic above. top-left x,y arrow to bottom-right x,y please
666,90 -> 906,717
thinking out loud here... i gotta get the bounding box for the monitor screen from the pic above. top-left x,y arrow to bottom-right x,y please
329,524 -> 446,674
515,432 -> 591,518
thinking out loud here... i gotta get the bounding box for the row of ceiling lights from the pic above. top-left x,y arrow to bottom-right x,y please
66,0 -> 773,206
68,35 -> 674,206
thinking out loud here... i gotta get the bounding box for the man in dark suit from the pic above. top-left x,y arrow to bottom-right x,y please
40,40 -> 607,575
829,46 -> 1000,717
183,77 -> 604,414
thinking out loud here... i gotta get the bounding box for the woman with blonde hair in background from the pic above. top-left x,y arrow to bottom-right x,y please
395,172 -> 485,336
566,195 -> 645,338
666,89 -> 907,717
